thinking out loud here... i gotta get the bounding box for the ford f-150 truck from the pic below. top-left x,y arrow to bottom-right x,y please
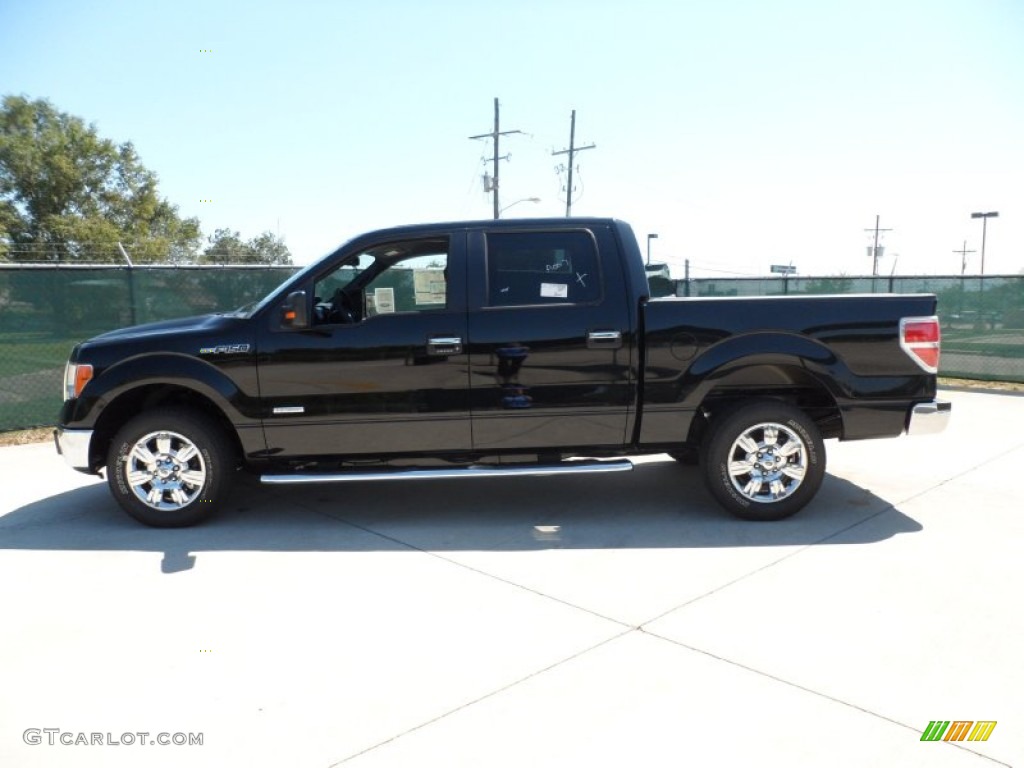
55,218 -> 950,527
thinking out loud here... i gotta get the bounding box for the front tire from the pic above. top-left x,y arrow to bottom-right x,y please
700,401 -> 825,521
107,409 -> 233,527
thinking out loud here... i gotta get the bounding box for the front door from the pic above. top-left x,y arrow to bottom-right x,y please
257,232 -> 471,458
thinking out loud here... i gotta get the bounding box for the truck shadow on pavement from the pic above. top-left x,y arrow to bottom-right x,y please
0,458 -> 921,574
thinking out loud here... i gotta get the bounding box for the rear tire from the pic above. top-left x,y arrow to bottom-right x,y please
700,400 -> 825,521
106,409 -> 233,527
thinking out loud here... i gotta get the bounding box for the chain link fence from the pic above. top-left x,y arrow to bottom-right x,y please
679,274 -> 1024,383
1,266 -> 1021,431
0,264 -> 297,431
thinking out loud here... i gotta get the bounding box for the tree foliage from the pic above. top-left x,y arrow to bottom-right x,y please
0,96 -> 200,263
201,228 -> 292,265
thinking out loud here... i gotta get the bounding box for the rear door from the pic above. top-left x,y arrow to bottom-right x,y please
466,224 -> 636,452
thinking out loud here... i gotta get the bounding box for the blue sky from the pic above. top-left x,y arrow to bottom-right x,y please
2,0 -> 1022,276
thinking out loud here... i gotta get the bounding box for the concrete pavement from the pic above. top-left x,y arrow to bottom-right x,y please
0,388 -> 1019,767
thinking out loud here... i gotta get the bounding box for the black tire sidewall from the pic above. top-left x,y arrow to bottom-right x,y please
107,409 -> 230,527
701,401 -> 825,521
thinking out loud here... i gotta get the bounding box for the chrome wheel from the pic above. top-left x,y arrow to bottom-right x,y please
123,430 -> 207,511
702,401 -> 825,520
725,421 -> 808,504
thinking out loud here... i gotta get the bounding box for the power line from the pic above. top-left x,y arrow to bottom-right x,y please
685,262 -> 764,277
551,109 -> 596,217
953,240 -> 976,276
468,97 -> 523,219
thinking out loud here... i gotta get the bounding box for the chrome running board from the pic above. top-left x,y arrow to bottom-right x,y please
261,459 -> 634,485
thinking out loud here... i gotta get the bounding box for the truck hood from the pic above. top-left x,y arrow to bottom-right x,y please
75,312 -> 256,367
86,313 -> 240,345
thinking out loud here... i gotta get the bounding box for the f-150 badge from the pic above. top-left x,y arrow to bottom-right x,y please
199,343 -> 250,355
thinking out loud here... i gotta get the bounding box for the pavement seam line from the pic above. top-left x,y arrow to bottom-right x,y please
303,502 -> 636,630
635,501 -> 902,627
640,629 -> 1013,768
328,628 -> 635,766
637,440 -> 1024,628
884,441 -> 1024,505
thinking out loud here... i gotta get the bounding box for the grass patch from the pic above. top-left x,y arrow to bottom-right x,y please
939,376 -> 1024,392
0,427 -> 53,446
0,340 -> 76,377
0,392 -> 62,433
942,344 -> 1024,358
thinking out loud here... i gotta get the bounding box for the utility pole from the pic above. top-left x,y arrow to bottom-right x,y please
864,215 -> 892,276
551,109 -> 596,217
468,98 -> 522,219
953,241 -> 975,276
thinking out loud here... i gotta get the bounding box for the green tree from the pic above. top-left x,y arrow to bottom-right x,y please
0,95 -> 201,263
200,228 -> 292,265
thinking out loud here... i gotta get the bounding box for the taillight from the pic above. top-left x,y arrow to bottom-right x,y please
900,316 -> 940,373
63,362 -> 93,401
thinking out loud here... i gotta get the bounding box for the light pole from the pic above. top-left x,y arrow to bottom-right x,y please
499,197 -> 541,216
646,233 -> 658,265
970,211 -> 999,275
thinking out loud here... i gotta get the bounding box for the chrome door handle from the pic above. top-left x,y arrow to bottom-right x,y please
427,336 -> 463,356
587,330 -> 622,349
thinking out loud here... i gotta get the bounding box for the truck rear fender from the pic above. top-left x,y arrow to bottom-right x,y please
688,333 -> 847,436
676,333 -> 847,444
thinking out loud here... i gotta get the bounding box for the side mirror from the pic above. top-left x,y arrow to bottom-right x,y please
281,290 -> 309,329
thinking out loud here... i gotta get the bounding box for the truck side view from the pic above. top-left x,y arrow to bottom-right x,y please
54,218 -> 950,526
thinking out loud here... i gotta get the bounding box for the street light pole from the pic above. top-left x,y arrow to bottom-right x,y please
499,197 -> 541,215
646,233 -> 658,265
970,211 -> 999,275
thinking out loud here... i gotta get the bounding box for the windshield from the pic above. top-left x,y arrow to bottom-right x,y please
239,257 -> 332,317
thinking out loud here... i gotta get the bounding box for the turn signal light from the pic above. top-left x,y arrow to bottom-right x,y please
900,317 -> 940,373
63,362 -> 94,401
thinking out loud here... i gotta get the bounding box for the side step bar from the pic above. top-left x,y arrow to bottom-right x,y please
261,459 -> 634,485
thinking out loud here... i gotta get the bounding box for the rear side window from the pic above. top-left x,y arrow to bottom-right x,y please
486,231 -> 601,307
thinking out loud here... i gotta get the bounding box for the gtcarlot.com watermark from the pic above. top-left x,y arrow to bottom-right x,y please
23,729 -> 203,747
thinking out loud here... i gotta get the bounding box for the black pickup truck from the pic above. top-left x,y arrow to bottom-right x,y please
55,218 -> 949,527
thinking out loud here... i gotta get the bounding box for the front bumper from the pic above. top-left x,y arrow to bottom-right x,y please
906,400 -> 951,436
54,427 -> 95,472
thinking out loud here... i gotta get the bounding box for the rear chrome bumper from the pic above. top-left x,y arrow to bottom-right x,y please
906,400 -> 951,436
54,428 -> 94,472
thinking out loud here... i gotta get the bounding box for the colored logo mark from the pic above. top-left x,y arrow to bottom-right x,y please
920,721 -> 997,742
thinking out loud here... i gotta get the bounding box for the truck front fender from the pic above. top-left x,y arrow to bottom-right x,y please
66,353 -> 262,428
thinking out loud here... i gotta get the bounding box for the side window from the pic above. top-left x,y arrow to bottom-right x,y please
364,252 -> 447,318
312,238 -> 448,325
487,231 -> 601,307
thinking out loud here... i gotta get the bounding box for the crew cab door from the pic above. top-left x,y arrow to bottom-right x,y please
256,232 -> 471,457
466,224 -> 636,452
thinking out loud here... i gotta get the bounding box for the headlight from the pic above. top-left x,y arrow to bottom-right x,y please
63,361 -> 93,401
